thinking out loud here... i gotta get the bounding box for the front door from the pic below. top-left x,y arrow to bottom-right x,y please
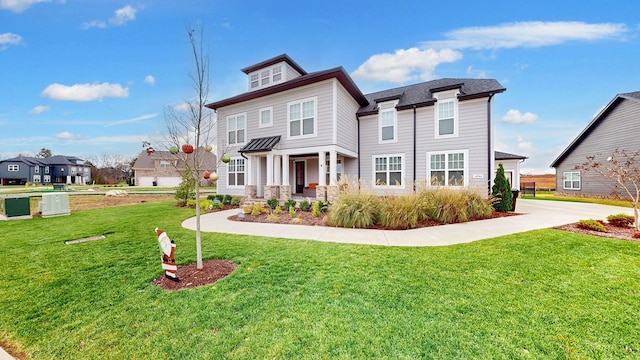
295,161 -> 305,194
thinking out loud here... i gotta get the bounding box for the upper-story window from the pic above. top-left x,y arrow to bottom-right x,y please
45,166 -> 50,174
8,164 -> 19,172
261,70 -> 270,86
434,91 -> 459,138
259,107 -> 273,128
71,167 -> 77,175
160,160 -> 171,168
34,166 -> 39,173
272,66 -> 282,82
250,74 -> 259,89
227,113 -> 247,145
288,97 -> 316,139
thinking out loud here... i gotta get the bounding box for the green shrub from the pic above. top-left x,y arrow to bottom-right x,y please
312,201 -> 321,217
284,199 -> 296,210
186,199 -> 197,207
251,203 -> 265,216
491,163 -> 513,212
206,194 -> 215,201
230,197 -> 241,206
327,191 -> 380,228
289,205 -> 297,218
607,213 -> 635,227
377,195 -> 420,229
267,198 -> 279,209
274,205 -> 282,215
576,219 -> 607,232
214,194 -> 224,202
300,200 -> 312,212
199,200 -> 211,210
223,194 -> 233,205
175,168 -> 195,205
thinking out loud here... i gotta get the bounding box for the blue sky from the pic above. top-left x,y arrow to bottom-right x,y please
1,0 -> 639,173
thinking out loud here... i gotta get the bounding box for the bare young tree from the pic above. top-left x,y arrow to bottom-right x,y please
159,25 -> 223,269
578,149 -> 640,230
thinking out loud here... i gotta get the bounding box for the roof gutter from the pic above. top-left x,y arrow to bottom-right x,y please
413,105 -> 417,188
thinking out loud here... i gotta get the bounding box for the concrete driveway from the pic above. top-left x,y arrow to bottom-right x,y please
182,198 -> 635,247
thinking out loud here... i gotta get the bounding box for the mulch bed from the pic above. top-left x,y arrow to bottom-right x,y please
152,259 -> 237,291
554,223 -> 640,242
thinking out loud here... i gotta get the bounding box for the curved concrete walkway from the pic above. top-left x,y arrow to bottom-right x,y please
182,199 -> 635,246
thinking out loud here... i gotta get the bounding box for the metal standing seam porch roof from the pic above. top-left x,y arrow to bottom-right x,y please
238,136 -> 281,154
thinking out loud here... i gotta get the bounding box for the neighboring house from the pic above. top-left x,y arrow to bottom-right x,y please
550,91 -> 640,197
0,155 -> 91,185
495,151 -> 527,191
206,54 -> 506,203
132,149 -> 216,187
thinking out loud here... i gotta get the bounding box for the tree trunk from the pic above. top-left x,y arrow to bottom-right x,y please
195,179 -> 203,269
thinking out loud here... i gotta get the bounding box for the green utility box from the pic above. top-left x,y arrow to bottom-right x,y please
0,196 -> 32,220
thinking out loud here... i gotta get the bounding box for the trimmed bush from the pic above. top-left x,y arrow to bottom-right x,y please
312,201 -> 321,217
223,194 -> 233,205
491,163 -> 513,212
607,213 -> 634,227
576,219 -> 607,232
267,198 -> 279,209
274,205 -> 282,215
186,199 -> 197,207
230,197 -> 241,206
300,200 -> 312,212
284,199 -> 296,211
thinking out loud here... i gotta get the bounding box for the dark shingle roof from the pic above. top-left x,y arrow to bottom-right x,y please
550,91 -> 640,168
241,54 -> 307,76
132,149 -> 216,170
357,78 -> 506,115
0,155 -> 85,166
239,136 -> 281,153
495,151 -> 527,160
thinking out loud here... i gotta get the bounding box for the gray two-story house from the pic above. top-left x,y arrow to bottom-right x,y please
0,155 -> 91,185
207,54 -> 506,203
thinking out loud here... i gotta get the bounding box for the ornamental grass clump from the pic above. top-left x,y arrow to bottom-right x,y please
419,188 -> 492,224
377,195 -> 421,229
327,189 -> 380,228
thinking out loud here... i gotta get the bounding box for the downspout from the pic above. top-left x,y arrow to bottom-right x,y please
487,93 -> 494,195
413,105 -> 417,190
356,114 -> 361,180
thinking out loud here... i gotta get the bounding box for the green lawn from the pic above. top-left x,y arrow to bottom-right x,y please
521,191 -> 633,208
1,201 -> 640,359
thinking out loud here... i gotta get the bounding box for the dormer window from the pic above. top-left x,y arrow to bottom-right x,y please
273,66 -> 282,82
250,74 -> 259,89
261,70 -> 270,85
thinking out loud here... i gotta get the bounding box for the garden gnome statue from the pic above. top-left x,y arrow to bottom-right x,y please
155,228 -> 179,282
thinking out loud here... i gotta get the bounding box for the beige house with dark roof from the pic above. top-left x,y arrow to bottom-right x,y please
132,149 -> 216,187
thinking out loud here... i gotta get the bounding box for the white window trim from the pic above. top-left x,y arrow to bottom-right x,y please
287,96 -> 318,140
8,164 -> 19,172
227,113 -> 247,146
249,73 -> 259,89
378,103 -> 398,144
45,166 -> 50,174
372,153 -> 405,189
434,91 -> 460,139
43,175 -> 51,183
563,171 -> 581,190
227,157 -> 246,189
34,166 -> 39,173
427,149 -> 469,187
259,106 -> 273,128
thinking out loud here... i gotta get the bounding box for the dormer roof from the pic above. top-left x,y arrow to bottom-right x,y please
241,54 -> 307,76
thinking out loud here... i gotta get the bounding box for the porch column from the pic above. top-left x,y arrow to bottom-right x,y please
246,155 -> 253,186
266,153 -> 274,186
282,154 -> 290,186
318,151 -> 326,186
329,151 -> 338,185
274,155 -> 282,185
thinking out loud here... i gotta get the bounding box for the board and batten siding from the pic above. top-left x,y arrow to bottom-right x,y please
555,99 -> 640,196
415,97 -> 491,192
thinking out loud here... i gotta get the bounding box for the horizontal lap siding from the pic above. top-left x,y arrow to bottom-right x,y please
335,81 -> 360,153
416,98 -> 490,192
555,99 -> 640,195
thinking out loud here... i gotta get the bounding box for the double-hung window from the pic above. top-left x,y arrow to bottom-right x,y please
288,97 -> 316,138
45,166 -> 50,174
8,165 -> 18,172
261,70 -> 270,85
227,113 -> 246,145
34,166 -> 39,173
373,154 -> 404,187
428,150 -> 467,186
326,159 -> 342,185
250,74 -> 259,89
434,91 -> 459,138
272,66 -> 282,82
259,107 -> 272,128
228,158 -> 245,187
380,108 -> 396,142
563,171 -> 580,190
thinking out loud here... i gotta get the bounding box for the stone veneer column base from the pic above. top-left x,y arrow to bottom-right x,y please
327,185 -> 339,203
245,185 -> 257,200
264,185 -> 280,201
279,185 -> 291,205
315,185 -> 327,201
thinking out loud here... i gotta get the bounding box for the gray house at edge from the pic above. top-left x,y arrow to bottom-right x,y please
0,155 -> 91,185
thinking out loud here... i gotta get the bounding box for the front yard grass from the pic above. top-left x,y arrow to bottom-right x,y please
1,201 -> 640,359
522,191 -> 633,208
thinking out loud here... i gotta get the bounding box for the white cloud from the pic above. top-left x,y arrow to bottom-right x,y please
0,0 -> 51,13
173,102 -> 192,112
466,65 -> 487,79
423,21 -> 629,50
351,47 -> 462,83
502,109 -> 538,124
144,75 -> 155,85
105,113 -> 157,127
55,131 -> 85,140
516,135 -> 534,152
41,82 -> 129,101
29,105 -> 50,114
82,4 -> 139,29
0,32 -> 22,50
109,5 -> 137,26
